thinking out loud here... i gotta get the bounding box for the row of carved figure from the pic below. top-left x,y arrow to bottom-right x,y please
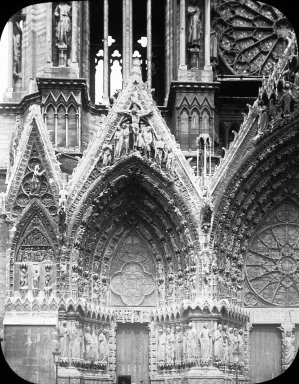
58,320 -> 109,367
18,262 -> 53,298
256,58 -> 299,135
156,322 -> 245,369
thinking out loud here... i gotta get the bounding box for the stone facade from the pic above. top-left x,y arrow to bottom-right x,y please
0,1 -> 298,384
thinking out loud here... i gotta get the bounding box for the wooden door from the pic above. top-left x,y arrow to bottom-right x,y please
250,325 -> 282,383
116,324 -> 149,384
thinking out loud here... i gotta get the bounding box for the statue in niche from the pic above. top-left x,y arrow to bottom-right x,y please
54,2 -> 72,47
13,21 -> 22,77
165,148 -> 174,175
44,264 -> 52,296
282,330 -> 296,371
59,321 -> 70,357
228,328 -> 236,364
174,325 -> 184,366
98,328 -> 108,362
30,164 -> 45,195
101,144 -> 113,166
187,0 -> 202,47
32,266 -> 40,291
58,207 -> 67,245
213,324 -> 223,362
237,329 -> 244,362
120,123 -> 130,156
165,327 -> 175,366
84,325 -> 94,361
157,328 -> 166,366
199,323 -> 212,366
59,185 -> 68,209
19,264 -> 28,288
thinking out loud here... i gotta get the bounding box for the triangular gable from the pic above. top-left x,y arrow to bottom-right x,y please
43,91 -> 80,107
5,104 -> 64,218
68,60 -> 202,211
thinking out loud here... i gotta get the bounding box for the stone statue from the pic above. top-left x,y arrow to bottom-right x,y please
91,326 -> 99,361
84,326 -> 94,361
59,185 -> 68,209
221,325 -> 230,364
30,164 -> 45,195
0,192 -> 5,216
19,264 -> 28,288
187,0 -> 202,47
282,330 -> 296,371
228,328 -> 236,364
13,21 -> 22,76
174,325 -> 184,366
282,82 -> 294,116
113,126 -> 123,159
32,267 -> 40,290
98,328 -> 108,362
165,327 -> 175,365
59,320 -> 70,357
102,144 -> 113,166
143,125 -> 154,159
157,328 -> 166,366
213,324 -> 223,362
120,123 -> 130,156
154,136 -> 165,167
186,322 -> 199,365
71,322 -> 83,360
54,2 -> 72,47
199,323 -> 212,366
165,148 -> 174,175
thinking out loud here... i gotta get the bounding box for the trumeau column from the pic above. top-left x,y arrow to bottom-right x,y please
103,0 -> 109,105
147,0 -> 152,90
179,0 -> 187,70
204,0 -> 212,70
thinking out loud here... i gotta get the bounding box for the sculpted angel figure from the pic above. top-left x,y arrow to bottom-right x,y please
30,164 -> 45,195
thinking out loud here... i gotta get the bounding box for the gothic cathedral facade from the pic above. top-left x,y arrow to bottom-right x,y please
0,1 -> 298,384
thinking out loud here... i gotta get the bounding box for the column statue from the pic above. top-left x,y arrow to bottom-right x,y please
98,328 -> 108,362
165,327 -> 175,366
174,325 -> 184,366
157,328 -> 166,366
282,330 -> 296,371
213,324 -> 223,363
199,323 -> 212,366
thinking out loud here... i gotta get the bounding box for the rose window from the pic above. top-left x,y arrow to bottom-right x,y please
245,200 -> 299,306
213,0 -> 294,76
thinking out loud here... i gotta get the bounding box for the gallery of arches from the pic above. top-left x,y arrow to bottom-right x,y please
0,1 -> 299,383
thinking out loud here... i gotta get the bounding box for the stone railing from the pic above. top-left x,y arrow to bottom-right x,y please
210,32 -> 298,194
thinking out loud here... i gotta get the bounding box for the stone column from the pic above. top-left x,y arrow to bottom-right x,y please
103,0 -> 109,105
147,0 -> 152,89
179,0 -> 187,69
71,1 -> 79,65
7,20 -> 14,92
0,211 -> 8,326
204,0 -> 212,70
122,0 -> 129,82
46,3 -> 52,65
165,0 -> 170,97
129,0 -> 133,74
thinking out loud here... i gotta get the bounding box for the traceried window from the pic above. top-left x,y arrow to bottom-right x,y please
213,0 -> 294,76
44,102 -> 80,150
109,233 -> 156,306
245,199 -> 299,306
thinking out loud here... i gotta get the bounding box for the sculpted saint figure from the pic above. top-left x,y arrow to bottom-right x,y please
187,0 -> 202,46
282,331 -> 296,370
54,2 -> 72,47
143,125 -> 154,159
199,323 -> 212,366
213,324 -> 223,362
32,267 -> 40,289
98,328 -> 108,362
20,264 -> 28,287
101,144 -> 113,166
71,322 -> 83,359
157,328 -> 166,366
113,126 -> 123,159
84,326 -> 94,361
165,327 -> 175,365
91,326 -> 99,361
30,164 -> 45,195
59,321 -> 70,357
221,325 -> 230,363
174,325 -> 184,366
186,322 -> 199,365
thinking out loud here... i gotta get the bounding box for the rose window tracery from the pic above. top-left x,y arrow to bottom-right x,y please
245,200 -> 299,306
109,233 -> 157,306
213,0 -> 294,76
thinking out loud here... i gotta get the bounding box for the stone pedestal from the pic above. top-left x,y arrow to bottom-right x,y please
183,366 -> 225,384
57,44 -> 68,67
